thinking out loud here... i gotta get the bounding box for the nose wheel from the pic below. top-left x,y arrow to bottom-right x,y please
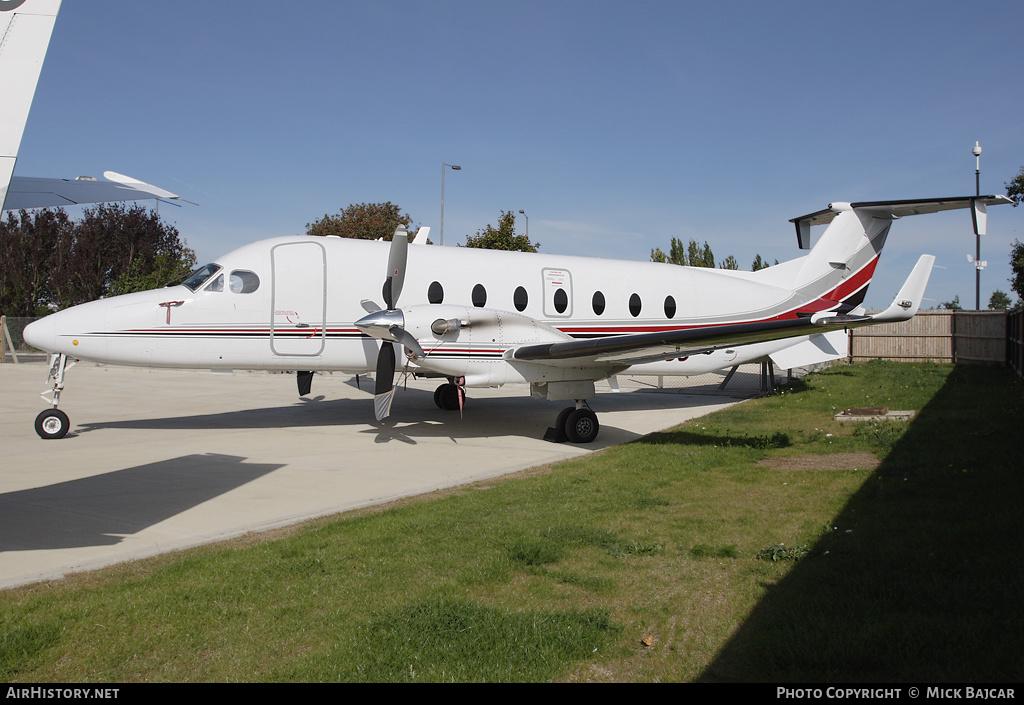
35,409 -> 70,440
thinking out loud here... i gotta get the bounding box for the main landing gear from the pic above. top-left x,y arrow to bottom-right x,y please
552,405 -> 598,442
547,402 -> 600,444
433,381 -> 465,412
35,353 -> 76,439
433,381 -> 599,444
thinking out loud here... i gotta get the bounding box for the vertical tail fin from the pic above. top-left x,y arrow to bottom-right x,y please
790,203 -> 892,310
0,0 -> 62,211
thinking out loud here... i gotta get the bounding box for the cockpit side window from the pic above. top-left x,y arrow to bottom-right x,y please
182,263 -> 222,292
229,270 -> 260,294
205,273 -> 224,292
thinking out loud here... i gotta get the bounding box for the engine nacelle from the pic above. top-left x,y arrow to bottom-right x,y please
400,304 -> 573,386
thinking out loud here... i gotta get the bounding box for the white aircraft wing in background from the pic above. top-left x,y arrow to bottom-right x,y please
1,1 -> 184,212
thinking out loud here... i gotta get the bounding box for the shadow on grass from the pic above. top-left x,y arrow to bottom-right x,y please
698,366 -> 1024,682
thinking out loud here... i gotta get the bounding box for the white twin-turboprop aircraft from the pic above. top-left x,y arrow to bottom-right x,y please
22,194 -> 1011,441
8,0 -> 1013,442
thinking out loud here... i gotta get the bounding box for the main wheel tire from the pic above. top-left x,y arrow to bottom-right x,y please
565,408 -> 599,443
438,383 -> 464,411
552,407 -> 574,441
35,408 -> 70,440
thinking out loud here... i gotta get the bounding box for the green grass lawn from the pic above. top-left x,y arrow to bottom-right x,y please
2,360 -> 1021,682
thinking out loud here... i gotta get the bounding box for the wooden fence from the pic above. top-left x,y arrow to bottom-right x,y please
850,309 -> 1009,365
1009,308 -> 1024,380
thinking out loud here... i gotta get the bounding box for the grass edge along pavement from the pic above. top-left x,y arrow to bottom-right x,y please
1,361 -> 1021,682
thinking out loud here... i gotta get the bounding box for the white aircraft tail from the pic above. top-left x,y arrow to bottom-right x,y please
782,195 -> 1012,312
0,0 -> 62,212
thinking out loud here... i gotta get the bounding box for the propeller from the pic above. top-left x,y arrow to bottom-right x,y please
354,225 -> 424,420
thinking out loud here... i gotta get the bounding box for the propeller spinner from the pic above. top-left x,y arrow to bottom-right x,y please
354,225 -> 424,420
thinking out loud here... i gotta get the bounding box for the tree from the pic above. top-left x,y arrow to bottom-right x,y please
718,255 -> 739,270
1007,239 -> 1024,304
988,290 -> 1013,310
941,295 -> 963,311
751,254 -> 769,271
306,202 -> 413,241
688,240 -> 715,268
0,204 -> 194,316
1006,166 -> 1024,207
651,236 -> 687,265
463,210 -> 539,252
650,238 -> 718,267
0,209 -> 73,316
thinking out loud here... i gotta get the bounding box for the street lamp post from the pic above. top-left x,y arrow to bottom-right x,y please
440,163 -> 461,246
518,209 -> 528,240
973,141 -> 982,310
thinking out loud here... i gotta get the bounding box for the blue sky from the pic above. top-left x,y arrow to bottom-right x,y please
15,0 -> 1024,309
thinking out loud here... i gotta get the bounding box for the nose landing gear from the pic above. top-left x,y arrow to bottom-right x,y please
35,353 -> 76,439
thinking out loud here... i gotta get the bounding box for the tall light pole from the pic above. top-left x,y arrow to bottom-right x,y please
518,209 -> 528,240
973,141 -> 982,310
440,163 -> 461,246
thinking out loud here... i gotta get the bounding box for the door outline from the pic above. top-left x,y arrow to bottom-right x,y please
270,241 -> 327,356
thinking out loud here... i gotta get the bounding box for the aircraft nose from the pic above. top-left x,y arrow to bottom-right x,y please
22,316 -> 56,353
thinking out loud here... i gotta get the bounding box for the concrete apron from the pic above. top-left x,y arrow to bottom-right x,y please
0,362 -> 744,589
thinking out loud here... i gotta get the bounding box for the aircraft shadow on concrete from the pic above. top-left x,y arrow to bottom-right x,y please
73,387 -> 739,447
0,454 -> 282,552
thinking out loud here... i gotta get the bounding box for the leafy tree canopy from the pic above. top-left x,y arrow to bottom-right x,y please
1010,239 -> 1024,303
306,202 -> 413,241
941,294 -> 963,311
751,254 -> 778,271
650,237 -> 716,267
463,210 -> 539,252
988,290 -> 1013,310
1006,166 -> 1024,207
1,204 -> 195,317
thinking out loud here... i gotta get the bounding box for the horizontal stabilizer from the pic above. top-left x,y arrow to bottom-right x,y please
790,196 -> 1013,249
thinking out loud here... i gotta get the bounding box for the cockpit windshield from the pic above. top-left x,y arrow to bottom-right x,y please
181,263 -> 222,292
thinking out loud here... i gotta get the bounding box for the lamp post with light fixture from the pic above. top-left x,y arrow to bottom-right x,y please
973,142 -> 982,310
518,209 -> 528,240
440,163 -> 461,246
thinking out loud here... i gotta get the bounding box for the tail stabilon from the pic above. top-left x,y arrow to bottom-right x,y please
0,0 -> 62,211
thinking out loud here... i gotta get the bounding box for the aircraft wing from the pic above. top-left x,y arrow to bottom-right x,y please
512,316 -> 849,366
3,172 -> 182,211
512,254 -> 934,367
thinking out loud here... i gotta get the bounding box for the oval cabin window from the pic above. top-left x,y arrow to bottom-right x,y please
629,293 -> 642,317
664,295 -> 676,319
514,286 -> 528,312
592,291 -> 606,316
472,284 -> 487,308
428,281 -> 444,304
229,270 -> 260,294
553,288 -> 568,314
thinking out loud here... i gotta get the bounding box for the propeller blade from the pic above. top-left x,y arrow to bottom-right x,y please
383,225 -> 409,310
374,343 -> 396,420
390,325 -> 425,360
360,299 -> 382,314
